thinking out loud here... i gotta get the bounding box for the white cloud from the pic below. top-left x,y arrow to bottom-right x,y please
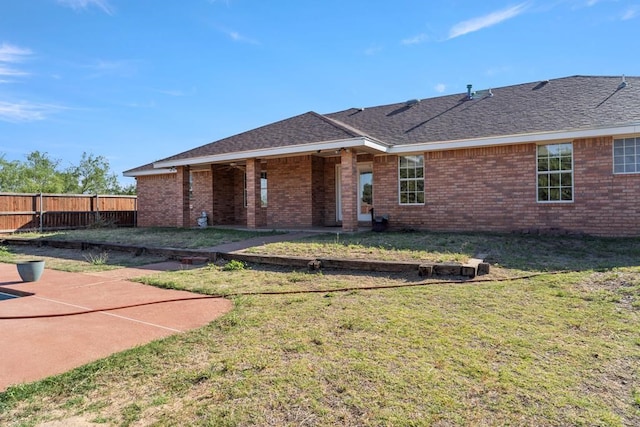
0,43 -> 32,77
0,65 -> 29,77
622,6 -> 638,20
0,43 -> 32,63
84,59 -> 139,78
227,30 -> 259,45
401,33 -> 429,45
0,101 -> 65,123
56,0 -> 114,15
364,45 -> 383,56
214,26 -> 259,45
154,88 -> 195,97
434,83 -> 446,93
448,3 -> 529,39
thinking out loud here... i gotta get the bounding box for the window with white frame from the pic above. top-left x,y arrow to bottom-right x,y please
260,171 -> 267,207
537,143 -> 573,202
399,155 -> 425,204
613,137 -> 640,173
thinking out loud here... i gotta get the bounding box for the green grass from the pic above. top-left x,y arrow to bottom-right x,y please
0,244 -> 166,272
0,230 -> 639,426
8,227 -> 282,249
245,231 -> 640,272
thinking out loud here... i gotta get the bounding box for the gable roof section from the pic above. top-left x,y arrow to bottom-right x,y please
151,111 -> 385,168
125,76 -> 640,176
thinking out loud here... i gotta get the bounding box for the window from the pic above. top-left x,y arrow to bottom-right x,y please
260,171 -> 267,207
537,143 -> 573,202
399,155 -> 424,204
243,173 -> 247,208
243,171 -> 267,207
188,170 -> 194,200
613,137 -> 640,173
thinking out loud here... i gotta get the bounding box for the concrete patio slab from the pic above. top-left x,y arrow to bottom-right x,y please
0,262 -> 232,391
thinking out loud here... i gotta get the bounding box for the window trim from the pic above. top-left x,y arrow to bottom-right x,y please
398,154 -> 425,205
536,142 -> 574,204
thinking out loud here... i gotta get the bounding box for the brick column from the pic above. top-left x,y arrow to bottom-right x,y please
340,149 -> 358,232
246,159 -> 261,229
176,166 -> 191,227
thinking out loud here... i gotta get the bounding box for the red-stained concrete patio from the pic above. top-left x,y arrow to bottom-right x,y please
0,262 -> 232,391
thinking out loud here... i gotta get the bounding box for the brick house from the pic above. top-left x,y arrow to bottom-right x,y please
124,75 -> 640,236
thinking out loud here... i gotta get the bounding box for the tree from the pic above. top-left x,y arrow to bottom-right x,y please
20,151 -> 65,193
0,151 -> 135,195
67,152 -> 121,194
0,155 -> 23,192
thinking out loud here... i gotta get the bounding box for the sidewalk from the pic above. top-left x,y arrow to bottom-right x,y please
0,262 -> 232,391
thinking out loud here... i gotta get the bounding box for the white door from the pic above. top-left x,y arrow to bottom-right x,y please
336,163 -> 374,222
358,163 -> 373,221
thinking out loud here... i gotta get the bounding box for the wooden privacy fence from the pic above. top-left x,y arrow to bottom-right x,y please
0,193 -> 137,232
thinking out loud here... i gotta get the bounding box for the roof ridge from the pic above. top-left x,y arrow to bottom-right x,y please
311,111 -> 385,144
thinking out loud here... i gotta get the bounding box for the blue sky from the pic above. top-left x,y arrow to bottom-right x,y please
1,0 -> 638,185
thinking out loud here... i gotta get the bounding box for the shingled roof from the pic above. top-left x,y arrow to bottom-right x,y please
125,75 -> 640,175
153,111 -> 371,165
326,75 -> 640,145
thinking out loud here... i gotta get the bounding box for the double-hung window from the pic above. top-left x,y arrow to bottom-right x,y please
613,137 -> 640,173
537,143 -> 573,202
399,155 -> 425,204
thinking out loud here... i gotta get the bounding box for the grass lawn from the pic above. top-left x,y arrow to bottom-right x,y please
0,229 -> 639,426
6,226 -> 282,250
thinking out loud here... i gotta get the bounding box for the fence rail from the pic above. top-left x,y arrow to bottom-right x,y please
0,193 -> 137,232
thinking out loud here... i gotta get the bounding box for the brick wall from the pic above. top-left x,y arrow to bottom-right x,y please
266,156 -> 313,227
136,173 -> 178,227
136,136 -> 640,236
191,169 -> 213,226
322,157 -> 340,226
311,156 -> 326,226
211,165 -> 236,225
373,137 -> 640,236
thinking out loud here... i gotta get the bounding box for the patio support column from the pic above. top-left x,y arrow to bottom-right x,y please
176,166 -> 191,227
246,158 -> 261,229
340,149 -> 358,232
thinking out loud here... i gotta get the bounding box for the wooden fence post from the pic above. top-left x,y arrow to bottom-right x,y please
39,193 -> 43,233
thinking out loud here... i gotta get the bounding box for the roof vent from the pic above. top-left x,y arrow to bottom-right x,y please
466,84 -> 473,99
405,99 -> 420,107
618,75 -> 627,90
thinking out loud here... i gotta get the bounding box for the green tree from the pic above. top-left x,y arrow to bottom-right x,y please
67,152 -> 121,194
20,151 -> 65,193
0,151 -> 135,195
0,155 -> 23,192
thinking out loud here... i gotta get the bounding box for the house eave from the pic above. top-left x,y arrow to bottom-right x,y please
389,123 -> 640,153
123,168 -> 177,178
153,137 -> 389,169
